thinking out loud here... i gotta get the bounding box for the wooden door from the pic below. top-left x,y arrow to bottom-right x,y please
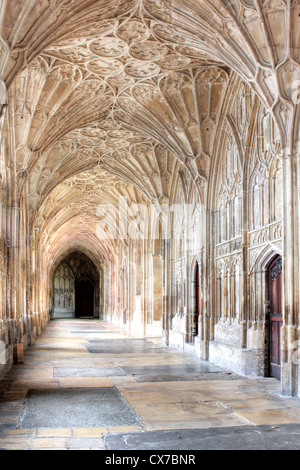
268,256 -> 283,380
193,263 -> 200,338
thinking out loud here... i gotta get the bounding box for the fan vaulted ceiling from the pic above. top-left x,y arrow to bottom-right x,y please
0,0 -> 298,258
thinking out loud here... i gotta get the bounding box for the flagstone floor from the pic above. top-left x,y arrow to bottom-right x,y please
1,319 -> 300,450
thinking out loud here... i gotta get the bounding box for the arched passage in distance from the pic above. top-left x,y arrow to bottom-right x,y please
52,251 -> 101,319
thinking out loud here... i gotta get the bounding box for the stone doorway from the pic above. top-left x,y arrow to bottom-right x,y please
268,255 -> 283,380
52,251 -> 101,319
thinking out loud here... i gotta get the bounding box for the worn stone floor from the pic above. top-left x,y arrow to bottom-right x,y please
1,319 -> 300,450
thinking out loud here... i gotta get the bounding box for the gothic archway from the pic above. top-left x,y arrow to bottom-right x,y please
52,251 -> 100,319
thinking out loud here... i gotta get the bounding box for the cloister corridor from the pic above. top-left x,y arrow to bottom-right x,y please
1,318 -> 300,451
0,0 -> 300,452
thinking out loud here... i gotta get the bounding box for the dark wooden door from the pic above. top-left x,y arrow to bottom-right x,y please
268,256 -> 283,380
75,280 -> 94,318
193,263 -> 200,338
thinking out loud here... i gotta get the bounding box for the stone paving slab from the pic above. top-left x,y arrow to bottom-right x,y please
71,329 -> 108,333
58,377 -> 114,388
86,342 -> 163,349
71,331 -> 112,334
120,363 -> 223,375
87,340 -> 161,345
85,346 -> 165,354
134,372 -> 240,382
104,423 -> 300,450
65,437 -> 106,450
54,367 -> 126,377
19,388 -> 141,429
2,319 -> 300,450
0,423 -> 17,435
114,356 -> 202,367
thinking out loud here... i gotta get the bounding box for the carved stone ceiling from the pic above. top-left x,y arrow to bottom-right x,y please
0,0 -> 298,257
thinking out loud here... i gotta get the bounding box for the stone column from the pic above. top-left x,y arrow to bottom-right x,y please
143,242 -> 152,336
152,254 -> 163,321
209,209 -> 218,342
201,209 -> 210,360
128,241 -> 134,331
281,152 -> 300,396
162,236 -> 174,346
162,238 -> 169,344
9,205 -> 24,364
